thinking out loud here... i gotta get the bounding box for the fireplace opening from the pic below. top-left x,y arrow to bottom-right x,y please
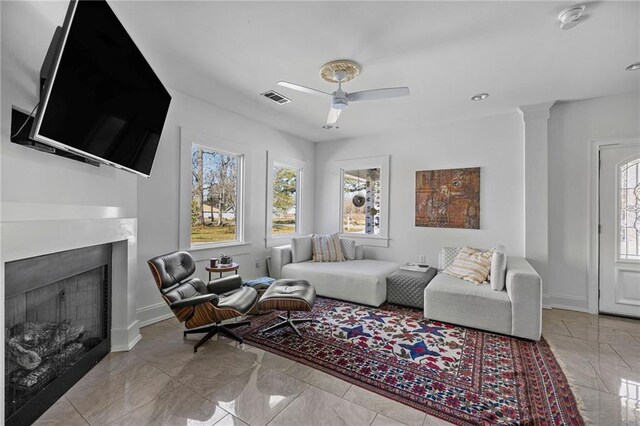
4,244 -> 111,425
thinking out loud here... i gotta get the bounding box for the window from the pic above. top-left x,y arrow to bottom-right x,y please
266,152 -> 305,246
180,128 -> 248,250
338,156 -> 390,247
272,164 -> 299,235
619,156 -> 640,260
191,145 -> 241,245
343,168 -> 381,235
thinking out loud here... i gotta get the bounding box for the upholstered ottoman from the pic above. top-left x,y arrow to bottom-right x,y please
257,279 -> 316,337
387,268 -> 437,308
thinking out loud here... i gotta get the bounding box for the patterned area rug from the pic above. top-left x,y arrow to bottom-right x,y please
239,297 -> 584,425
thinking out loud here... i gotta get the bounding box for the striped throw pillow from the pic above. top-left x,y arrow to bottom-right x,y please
444,246 -> 493,284
312,233 -> 345,262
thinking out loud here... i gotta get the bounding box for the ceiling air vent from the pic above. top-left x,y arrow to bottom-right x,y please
260,90 -> 291,105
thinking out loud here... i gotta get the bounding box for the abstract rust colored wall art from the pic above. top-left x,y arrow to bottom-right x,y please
415,167 -> 480,229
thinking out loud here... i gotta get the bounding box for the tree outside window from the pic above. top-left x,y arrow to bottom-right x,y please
191,145 -> 240,244
272,164 -> 298,235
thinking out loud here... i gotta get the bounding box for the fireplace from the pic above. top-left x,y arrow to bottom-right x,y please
4,243 -> 112,425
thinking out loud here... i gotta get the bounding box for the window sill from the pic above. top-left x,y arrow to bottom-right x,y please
339,234 -> 389,248
265,234 -> 300,248
189,241 -> 252,252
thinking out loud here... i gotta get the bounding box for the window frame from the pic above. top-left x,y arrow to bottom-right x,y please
265,151 -> 305,248
337,155 -> 390,247
179,128 -> 251,251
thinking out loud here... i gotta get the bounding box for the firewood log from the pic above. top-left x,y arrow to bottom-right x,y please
10,322 -> 57,349
39,320 -> 85,357
10,361 -> 55,391
6,338 -> 41,370
9,343 -> 85,391
10,320 -> 85,357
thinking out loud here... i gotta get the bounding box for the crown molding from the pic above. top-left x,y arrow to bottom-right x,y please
518,101 -> 556,121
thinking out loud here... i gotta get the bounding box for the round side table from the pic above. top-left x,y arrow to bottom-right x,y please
206,262 -> 239,280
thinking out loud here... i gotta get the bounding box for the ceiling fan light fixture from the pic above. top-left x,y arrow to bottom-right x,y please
471,93 -> 489,101
626,62 -> 640,71
278,60 -> 409,128
320,60 -> 361,83
332,98 -> 348,109
558,5 -> 586,30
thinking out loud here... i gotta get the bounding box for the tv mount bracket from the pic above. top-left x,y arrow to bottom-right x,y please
10,26 -> 99,167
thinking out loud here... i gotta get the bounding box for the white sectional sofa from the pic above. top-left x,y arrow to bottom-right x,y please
424,248 -> 542,340
270,244 -> 399,307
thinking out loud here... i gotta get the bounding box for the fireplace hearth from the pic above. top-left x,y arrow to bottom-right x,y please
4,244 -> 111,425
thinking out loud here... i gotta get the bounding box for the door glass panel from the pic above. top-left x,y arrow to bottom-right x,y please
619,157 -> 640,260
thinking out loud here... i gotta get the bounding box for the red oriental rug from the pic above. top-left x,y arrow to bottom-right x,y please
239,297 -> 584,425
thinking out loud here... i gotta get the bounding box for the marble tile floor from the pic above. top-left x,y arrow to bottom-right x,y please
35,309 -> 640,426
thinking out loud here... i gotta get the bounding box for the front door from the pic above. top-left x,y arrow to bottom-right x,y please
599,141 -> 640,318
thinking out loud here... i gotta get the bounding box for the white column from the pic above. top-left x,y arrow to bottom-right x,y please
519,102 -> 554,306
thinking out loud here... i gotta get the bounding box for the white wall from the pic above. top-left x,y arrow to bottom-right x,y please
314,111 -> 525,265
547,92 -> 640,311
0,1 -> 137,217
135,90 -> 315,325
1,2 -> 140,418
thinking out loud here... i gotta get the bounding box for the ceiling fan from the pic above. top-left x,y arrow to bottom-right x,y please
277,60 -> 410,128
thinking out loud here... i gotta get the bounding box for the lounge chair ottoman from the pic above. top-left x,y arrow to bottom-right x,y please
257,279 -> 316,337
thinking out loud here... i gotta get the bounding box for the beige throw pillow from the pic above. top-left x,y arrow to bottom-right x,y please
444,246 -> 493,284
312,233 -> 345,262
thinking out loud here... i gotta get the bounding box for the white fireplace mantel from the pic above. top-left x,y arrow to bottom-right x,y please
1,203 -> 142,423
1,213 -> 141,351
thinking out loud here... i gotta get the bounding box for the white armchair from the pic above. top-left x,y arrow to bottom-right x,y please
424,248 -> 542,340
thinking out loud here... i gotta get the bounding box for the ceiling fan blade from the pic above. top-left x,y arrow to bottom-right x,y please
347,87 -> 410,102
327,108 -> 342,125
277,81 -> 331,97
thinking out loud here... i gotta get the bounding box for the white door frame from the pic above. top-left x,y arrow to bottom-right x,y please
588,136 -> 640,314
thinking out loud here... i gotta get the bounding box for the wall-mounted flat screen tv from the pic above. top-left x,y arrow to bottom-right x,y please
30,0 -> 171,177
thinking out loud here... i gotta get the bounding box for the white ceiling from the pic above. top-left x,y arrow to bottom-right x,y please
108,1 -> 640,143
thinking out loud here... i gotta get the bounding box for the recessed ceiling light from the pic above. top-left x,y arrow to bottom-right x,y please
558,5 -> 586,30
626,62 -> 640,71
471,93 -> 489,101
322,125 -> 333,129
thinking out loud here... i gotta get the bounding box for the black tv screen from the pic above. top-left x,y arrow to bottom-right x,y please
31,0 -> 171,177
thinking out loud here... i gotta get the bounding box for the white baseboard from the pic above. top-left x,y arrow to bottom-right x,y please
111,319 -> 141,351
544,293 -> 589,312
111,334 -> 142,352
137,302 -> 173,328
111,333 -> 142,352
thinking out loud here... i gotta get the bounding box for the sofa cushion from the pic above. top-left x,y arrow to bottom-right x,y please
312,233 -> 345,262
444,246 -> 493,283
439,247 -> 462,270
490,245 -> 507,291
291,235 -> 312,263
424,273 -> 512,336
341,238 -> 356,260
282,259 -> 398,306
